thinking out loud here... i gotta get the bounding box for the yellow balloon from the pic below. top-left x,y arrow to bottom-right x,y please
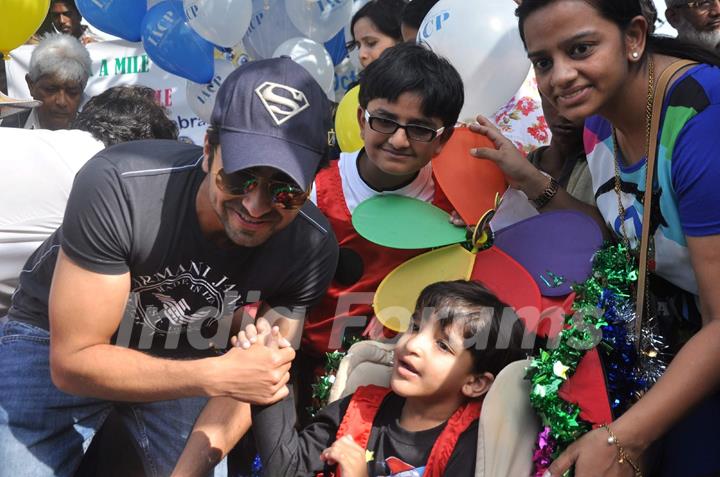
334,85 -> 363,153
0,0 -> 50,59
373,245 -> 476,332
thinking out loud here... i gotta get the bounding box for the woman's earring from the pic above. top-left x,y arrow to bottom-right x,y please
631,51 -> 640,59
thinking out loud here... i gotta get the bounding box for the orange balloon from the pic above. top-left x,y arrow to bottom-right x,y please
432,126 -> 507,226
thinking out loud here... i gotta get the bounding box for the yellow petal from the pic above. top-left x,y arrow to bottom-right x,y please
374,245 -> 475,332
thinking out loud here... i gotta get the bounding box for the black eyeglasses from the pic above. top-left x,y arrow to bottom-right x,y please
363,110 -> 445,142
676,0 -> 719,12
215,168 -> 308,210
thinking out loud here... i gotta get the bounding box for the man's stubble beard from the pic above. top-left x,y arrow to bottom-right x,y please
676,16 -> 720,51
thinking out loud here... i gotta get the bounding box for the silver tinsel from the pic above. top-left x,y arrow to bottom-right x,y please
619,301 -> 670,398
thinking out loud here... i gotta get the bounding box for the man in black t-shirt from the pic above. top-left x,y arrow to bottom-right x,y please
0,58 -> 338,476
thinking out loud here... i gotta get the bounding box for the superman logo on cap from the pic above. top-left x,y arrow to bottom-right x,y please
255,81 -> 310,126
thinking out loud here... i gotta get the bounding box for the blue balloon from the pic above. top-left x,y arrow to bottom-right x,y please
324,29 -> 347,66
141,0 -> 214,83
76,0 -> 146,42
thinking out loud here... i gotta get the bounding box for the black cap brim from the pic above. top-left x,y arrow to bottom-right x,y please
218,128 -> 321,191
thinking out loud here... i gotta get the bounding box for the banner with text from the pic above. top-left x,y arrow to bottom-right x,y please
6,40 -> 207,144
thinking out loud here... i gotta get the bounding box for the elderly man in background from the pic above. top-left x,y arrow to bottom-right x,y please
0,85 -> 178,317
1,33 -> 91,129
666,0 -> 720,50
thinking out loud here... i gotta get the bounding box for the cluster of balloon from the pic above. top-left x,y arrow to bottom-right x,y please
183,0 -> 251,47
242,0 -> 351,101
1,0 -> 50,59
286,0 -> 353,43
243,0 -> 303,60
141,0 -> 214,84
181,0 -> 251,121
5,0 -> 359,120
418,0 -> 530,123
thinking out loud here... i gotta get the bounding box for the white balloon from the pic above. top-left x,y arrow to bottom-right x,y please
186,59 -> 237,123
333,56 -> 360,101
419,0 -> 530,123
244,0 -> 303,59
273,37 -> 335,99
285,0 -> 353,43
183,0 -> 253,48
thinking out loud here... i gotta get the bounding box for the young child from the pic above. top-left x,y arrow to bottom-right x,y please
302,42 -> 464,363
251,280 -> 529,477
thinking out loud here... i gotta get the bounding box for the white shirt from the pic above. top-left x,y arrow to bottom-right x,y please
0,129 -> 104,314
310,150 -> 537,231
22,108 -> 40,129
310,150 -> 436,213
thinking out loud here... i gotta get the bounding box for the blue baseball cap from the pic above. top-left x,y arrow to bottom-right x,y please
210,57 -> 333,190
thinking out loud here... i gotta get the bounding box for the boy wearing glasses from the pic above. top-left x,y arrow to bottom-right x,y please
0,58 -> 338,476
300,42 -> 464,396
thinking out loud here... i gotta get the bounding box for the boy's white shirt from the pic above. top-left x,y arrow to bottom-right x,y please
309,150 -> 537,230
309,150 -> 435,213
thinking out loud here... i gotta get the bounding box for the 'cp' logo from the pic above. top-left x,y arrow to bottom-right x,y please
420,10 -> 451,40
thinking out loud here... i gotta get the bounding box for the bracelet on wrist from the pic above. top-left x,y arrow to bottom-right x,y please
601,424 -> 642,477
531,175 -> 559,210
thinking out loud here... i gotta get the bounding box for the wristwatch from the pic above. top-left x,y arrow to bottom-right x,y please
532,175 -> 560,209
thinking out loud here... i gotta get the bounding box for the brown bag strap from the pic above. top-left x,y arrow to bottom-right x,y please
635,59 -> 697,336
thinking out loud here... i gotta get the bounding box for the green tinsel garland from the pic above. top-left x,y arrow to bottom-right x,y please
308,337 -> 363,417
527,244 -> 637,450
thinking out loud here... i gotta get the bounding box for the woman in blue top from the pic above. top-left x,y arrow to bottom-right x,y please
471,0 -> 720,476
